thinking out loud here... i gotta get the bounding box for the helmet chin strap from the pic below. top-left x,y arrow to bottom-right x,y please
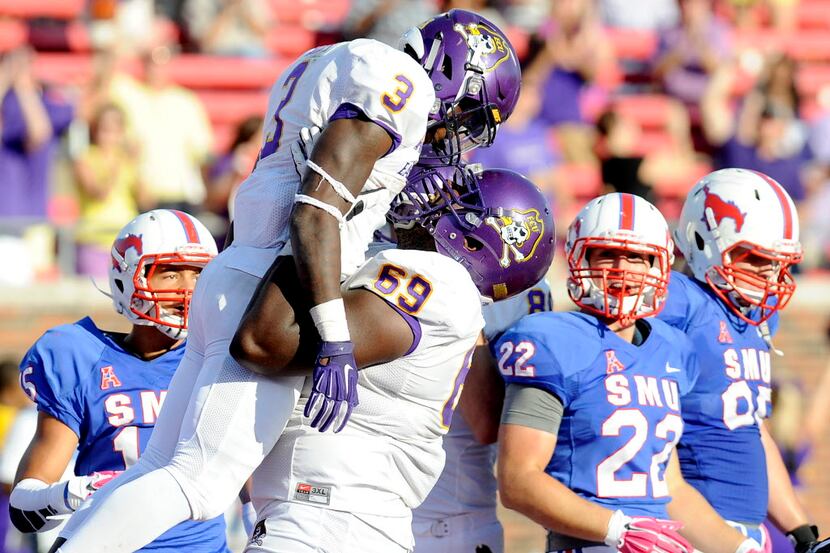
89,276 -> 114,300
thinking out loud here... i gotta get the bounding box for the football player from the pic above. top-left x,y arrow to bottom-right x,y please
237,167 -> 555,552
51,10 -> 522,553
660,168 -> 825,551
9,210 -> 226,552
496,193 -> 763,553
411,276 -> 552,553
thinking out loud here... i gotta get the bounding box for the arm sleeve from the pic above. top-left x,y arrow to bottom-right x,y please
501,383 -> 565,435
19,335 -> 84,437
493,321 -> 579,406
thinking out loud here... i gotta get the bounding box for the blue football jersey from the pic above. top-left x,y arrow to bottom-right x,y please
19,317 -> 229,553
495,311 -> 698,518
659,271 -> 775,524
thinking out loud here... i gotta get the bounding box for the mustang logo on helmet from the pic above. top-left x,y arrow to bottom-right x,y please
453,22 -> 511,73
111,234 -> 143,272
701,184 -> 746,233
486,209 -> 545,268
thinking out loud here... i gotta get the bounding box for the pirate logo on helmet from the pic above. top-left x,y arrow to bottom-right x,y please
453,22 -> 511,73
486,208 -> 545,268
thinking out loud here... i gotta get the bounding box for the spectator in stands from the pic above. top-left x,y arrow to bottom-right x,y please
342,0 -> 438,46
469,77 -> 571,217
0,47 -> 73,221
526,0 -> 613,163
701,65 -> 811,206
131,44 -> 214,213
653,0 -> 732,114
594,108 -> 657,201
802,115 -> 830,269
73,103 -> 148,277
599,0 -> 679,30
204,115 -> 262,248
182,0 -> 271,57
739,53 -> 807,154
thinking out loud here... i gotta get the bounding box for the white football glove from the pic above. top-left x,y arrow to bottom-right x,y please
291,125 -> 322,177
64,470 -> 122,510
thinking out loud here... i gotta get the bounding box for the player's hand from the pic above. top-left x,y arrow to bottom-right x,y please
789,524 -> 821,553
65,470 -> 123,510
304,340 -> 359,433
605,510 -> 692,553
291,125 -> 322,177
735,537 -> 763,553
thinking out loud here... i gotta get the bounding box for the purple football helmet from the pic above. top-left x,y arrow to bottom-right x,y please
389,165 -> 555,301
399,9 -> 522,162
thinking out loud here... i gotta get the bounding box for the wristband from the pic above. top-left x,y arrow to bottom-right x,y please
310,298 -> 351,342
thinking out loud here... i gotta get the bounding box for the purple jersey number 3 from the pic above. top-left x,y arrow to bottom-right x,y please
259,61 -> 310,160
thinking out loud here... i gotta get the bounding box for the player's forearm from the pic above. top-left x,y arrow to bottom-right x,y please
667,480 -> 747,553
290,204 -> 344,307
499,468 -> 611,542
762,423 -> 811,531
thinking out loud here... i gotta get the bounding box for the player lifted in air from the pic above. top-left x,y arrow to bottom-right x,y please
404,157 -> 555,553
52,12 -> 522,552
496,193 -> 764,553
238,166 -> 555,553
660,168 -> 827,552
9,210 -> 226,553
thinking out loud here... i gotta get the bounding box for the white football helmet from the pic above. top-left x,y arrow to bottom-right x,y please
109,209 -> 217,339
566,193 -> 674,324
675,168 -> 802,325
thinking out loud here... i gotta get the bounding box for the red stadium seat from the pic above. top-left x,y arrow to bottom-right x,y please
166,55 -> 289,90
614,94 -> 674,129
33,52 -> 93,86
797,63 -> 830,98
0,0 -> 84,19
555,163 -> 603,200
266,25 -> 316,58
0,18 -> 27,52
196,90 -> 269,125
796,1 -> 830,30
785,31 -> 830,63
606,28 -> 658,62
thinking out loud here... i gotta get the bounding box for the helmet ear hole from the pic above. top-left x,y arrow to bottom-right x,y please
114,279 -> 124,293
464,235 -> 484,252
694,232 -> 705,251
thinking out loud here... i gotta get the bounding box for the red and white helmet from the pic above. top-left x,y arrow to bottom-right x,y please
675,168 -> 802,325
109,209 -> 217,339
566,193 -> 674,324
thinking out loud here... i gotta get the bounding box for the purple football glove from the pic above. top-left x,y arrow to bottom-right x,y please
304,340 -> 359,433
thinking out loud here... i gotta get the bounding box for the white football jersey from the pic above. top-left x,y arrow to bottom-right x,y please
251,248 -> 484,520
232,39 -> 434,278
413,279 -> 552,521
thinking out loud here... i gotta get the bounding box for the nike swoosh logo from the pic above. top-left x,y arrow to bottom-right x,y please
665,362 -> 682,373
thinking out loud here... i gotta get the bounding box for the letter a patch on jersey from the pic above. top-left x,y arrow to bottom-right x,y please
605,350 -> 625,374
100,366 -> 122,390
718,320 -> 734,344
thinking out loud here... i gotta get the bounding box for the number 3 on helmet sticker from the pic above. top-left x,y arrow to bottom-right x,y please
382,75 -> 414,113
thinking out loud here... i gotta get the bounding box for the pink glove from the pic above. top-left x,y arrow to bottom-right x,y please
735,538 -> 764,553
605,510 -> 693,553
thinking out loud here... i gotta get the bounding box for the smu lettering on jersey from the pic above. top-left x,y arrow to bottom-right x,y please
495,312 -> 698,518
251,249 -> 484,525
658,271 -> 776,524
232,39 -> 434,278
414,279 -> 552,521
19,318 -> 228,553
